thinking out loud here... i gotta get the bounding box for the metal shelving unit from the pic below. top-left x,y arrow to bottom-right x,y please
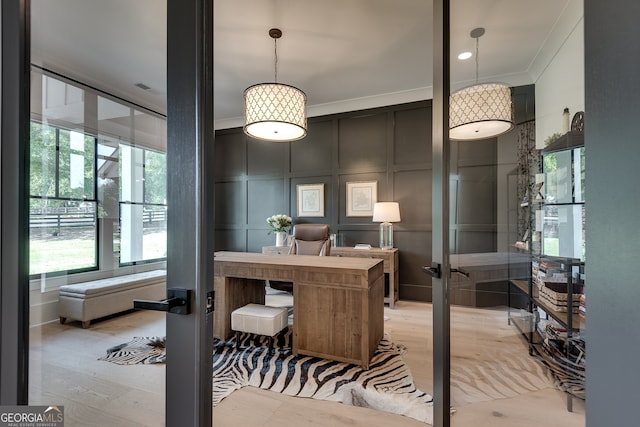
507,114 -> 586,412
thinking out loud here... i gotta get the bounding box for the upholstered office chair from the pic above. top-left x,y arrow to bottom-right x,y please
269,223 -> 331,293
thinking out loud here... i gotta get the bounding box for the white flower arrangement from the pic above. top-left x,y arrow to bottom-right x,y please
266,214 -> 292,234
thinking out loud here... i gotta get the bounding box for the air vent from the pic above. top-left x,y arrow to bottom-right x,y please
134,82 -> 151,91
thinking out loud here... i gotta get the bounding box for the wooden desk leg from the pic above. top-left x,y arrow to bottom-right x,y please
213,276 -> 265,340
386,269 -> 399,309
388,270 -> 395,309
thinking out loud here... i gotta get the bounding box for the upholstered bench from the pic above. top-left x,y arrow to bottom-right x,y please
59,270 -> 166,328
231,304 -> 288,351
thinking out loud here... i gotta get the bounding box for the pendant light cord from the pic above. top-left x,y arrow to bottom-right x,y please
274,37 -> 278,83
475,36 -> 479,85
469,27 -> 485,85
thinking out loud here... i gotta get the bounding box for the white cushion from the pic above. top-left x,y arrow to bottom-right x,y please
59,270 -> 166,297
231,304 -> 288,336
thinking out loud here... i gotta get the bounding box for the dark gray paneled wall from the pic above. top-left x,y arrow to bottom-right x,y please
214,100 -> 501,302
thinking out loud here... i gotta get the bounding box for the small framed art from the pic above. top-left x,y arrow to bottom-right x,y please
346,181 -> 377,217
297,183 -> 325,217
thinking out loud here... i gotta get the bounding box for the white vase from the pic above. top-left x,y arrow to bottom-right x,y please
275,231 -> 287,247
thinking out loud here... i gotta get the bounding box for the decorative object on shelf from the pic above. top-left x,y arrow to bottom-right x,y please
243,28 -> 307,142
296,183 -> 324,217
266,214 -> 292,246
571,111 -> 584,133
544,111 -> 585,152
562,108 -> 570,133
449,27 -> 514,141
346,181 -> 377,217
372,202 -> 401,250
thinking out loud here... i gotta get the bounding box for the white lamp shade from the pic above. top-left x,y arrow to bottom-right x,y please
244,83 -> 307,142
449,83 -> 514,141
372,202 -> 401,223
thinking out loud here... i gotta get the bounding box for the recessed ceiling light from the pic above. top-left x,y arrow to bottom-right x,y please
458,51 -> 473,60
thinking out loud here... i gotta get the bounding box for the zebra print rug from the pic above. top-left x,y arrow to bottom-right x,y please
99,329 -> 435,424
99,336 -> 166,364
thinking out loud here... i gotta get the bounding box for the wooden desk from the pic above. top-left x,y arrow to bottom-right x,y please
331,247 -> 399,308
213,251 -> 384,369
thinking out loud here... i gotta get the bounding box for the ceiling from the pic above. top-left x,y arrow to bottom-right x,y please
30,0 -> 577,130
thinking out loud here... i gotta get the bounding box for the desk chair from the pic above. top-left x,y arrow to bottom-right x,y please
269,223 -> 331,294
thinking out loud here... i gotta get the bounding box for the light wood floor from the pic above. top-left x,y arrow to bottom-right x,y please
29,298 -> 585,426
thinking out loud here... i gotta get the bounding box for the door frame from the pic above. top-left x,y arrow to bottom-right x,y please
431,1 -> 452,426
0,0 -> 30,405
165,0 -> 214,425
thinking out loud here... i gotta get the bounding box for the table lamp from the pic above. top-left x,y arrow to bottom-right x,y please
372,202 -> 401,250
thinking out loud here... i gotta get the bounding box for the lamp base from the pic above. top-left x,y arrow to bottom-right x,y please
379,222 -> 394,250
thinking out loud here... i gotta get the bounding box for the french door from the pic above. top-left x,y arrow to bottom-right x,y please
1,0 -> 214,425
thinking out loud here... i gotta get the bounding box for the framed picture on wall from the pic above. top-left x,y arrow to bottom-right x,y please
346,181 -> 377,217
297,184 -> 325,217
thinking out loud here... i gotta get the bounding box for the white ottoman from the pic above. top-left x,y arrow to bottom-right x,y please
231,303 -> 288,350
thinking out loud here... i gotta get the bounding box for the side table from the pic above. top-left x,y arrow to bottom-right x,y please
331,247 -> 399,308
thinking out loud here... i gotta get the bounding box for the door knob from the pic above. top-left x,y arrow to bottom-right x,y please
134,288 -> 192,315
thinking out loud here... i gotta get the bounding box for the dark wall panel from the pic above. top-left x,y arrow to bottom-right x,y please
455,139 -> 496,167
247,178 -> 287,226
291,120 -> 333,173
394,107 -> 432,165
450,138 -> 498,255
395,170 -> 432,226
512,84 -> 535,125
247,138 -> 287,176
215,131 -> 245,178
214,181 -> 245,225
455,166 -> 497,225
247,228 -> 283,253
215,229 -> 246,252
338,113 -> 388,170
394,230 -> 432,300
456,231 -> 497,253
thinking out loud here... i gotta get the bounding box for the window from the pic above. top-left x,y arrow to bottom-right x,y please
29,122 -> 98,275
117,145 -> 167,265
30,70 -> 167,279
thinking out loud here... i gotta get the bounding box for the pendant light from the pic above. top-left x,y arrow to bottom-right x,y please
449,27 -> 514,141
243,28 -> 307,142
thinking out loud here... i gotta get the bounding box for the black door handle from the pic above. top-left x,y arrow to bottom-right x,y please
451,268 -> 470,278
134,288 -> 192,315
422,263 -> 441,278
422,264 -> 470,279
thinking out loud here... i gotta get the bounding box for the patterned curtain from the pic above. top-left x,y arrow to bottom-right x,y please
516,121 -> 540,254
